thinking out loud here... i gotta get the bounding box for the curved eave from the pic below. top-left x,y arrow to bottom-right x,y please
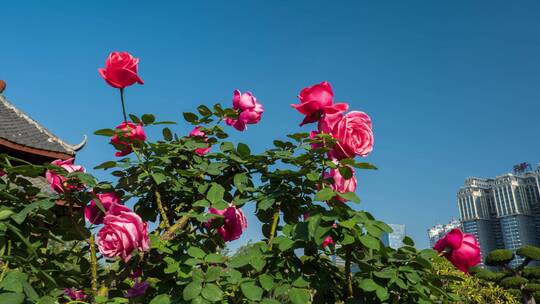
0,137 -> 74,160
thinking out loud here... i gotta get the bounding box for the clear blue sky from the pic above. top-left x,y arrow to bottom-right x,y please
2,1 -> 539,249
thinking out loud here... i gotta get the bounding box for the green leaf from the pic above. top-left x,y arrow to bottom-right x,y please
205,253 -> 225,263
188,247 -> 207,259
141,114 -> 156,124
359,234 -> 380,250
261,299 -> 280,304
233,173 -> 248,192
338,166 -> 353,179
288,288 -> 310,304
258,199 -> 275,211
129,114 -> 141,123
0,293 -> 24,304
205,266 -> 221,282
337,191 -> 360,203
0,209 -> 14,221
151,172 -> 166,185
354,162 -> 378,170
0,271 -> 26,293
240,282 -> 263,301
359,278 -> 379,292
197,105 -> 213,116
94,128 -> 115,136
94,161 -> 117,170
149,294 -> 171,304
315,188 -> 335,201
183,282 -> 202,301
220,142 -> 234,152
162,127 -> 173,141
183,112 -> 199,123
306,171 -> 320,181
201,283 -> 223,302
402,236 -> 415,246
259,274 -> 275,291
207,183 -> 225,206
237,143 -> 251,156
376,287 -> 389,301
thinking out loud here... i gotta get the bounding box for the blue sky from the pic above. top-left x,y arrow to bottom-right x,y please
2,1 -> 539,249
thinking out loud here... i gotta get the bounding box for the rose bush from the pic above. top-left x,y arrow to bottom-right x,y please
0,52 -> 474,303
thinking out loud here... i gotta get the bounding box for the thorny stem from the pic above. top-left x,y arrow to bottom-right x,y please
268,210 -> 280,249
345,248 -> 353,299
131,144 -> 170,228
161,215 -> 190,241
89,234 -> 98,296
120,88 -> 127,123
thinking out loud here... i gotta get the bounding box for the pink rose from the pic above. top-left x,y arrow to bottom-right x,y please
64,288 -> 86,301
0,170 -> 5,177
189,127 -> 211,156
225,90 -> 264,131
45,158 -> 85,193
208,203 -> 247,242
98,52 -> 144,89
433,229 -> 481,273
110,122 -> 147,157
321,111 -> 374,159
97,211 -> 150,262
85,192 -> 130,225
325,166 -> 357,202
291,81 -> 349,126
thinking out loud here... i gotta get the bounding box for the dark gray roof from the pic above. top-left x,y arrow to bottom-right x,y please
0,94 -> 86,155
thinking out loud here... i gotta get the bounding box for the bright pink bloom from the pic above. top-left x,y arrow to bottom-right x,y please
433,229 -> 481,273
321,111 -> 374,159
45,158 -> 85,193
64,288 -> 86,301
126,280 -> 150,298
189,127 -> 211,156
97,210 -> 150,262
85,192 -> 130,225
225,90 -> 264,131
291,81 -> 349,126
110,122 -> 147,157
208,203 -> 247,242
98,52 -> 144,89
322,235 -> 334,247
325,166 -> 357,202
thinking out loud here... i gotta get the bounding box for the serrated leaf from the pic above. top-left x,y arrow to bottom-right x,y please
237,143 -> 250,157
197,105 -> 213,116
207,183 -> 225,206
205,266 -> 221,282
94,161 -> 117,170
183,282 -> 202,301
141,114 -> 156,124
376,287 -> 389,301
288,288 -> 310,304
201,283 -> 223,302
359,234 -> 380,250
94,128 -> 115,136
151,172 -> 166,185
315,188 -> 335,201
188,247 -> 207,259
162,128 -> 173,141
359,278 -> 379,292
258,199 -> 275,211
183,112 -> 199,123
149,294 -> 170,304
337,191 -> 360,203
240,282 -> 263,301
259,274 -> 275,291
233,173 -> 248,192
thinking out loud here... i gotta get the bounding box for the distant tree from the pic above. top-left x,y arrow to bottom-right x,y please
473,245 -> 540,304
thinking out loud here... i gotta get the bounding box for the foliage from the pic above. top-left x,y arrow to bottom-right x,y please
433,258 -> 519,304
0,101 -> 464,303
474,245 -> 540,304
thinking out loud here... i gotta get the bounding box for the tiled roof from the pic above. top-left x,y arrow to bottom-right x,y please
0,94 -> 86,155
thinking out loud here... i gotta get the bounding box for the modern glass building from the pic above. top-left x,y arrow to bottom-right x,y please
381,224 -> 406,249
457,165 -> 540,267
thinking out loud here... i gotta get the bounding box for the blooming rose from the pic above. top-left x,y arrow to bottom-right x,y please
433,229 -> 481,273
320,111 -> 374,159
0,170 -> 5,177
189,127 -> 211,156
97,211 -> 150,262
85,192 -> 130,225
64,288 -> 86,301
322,235 -> 334,248
98,52 -> 144,89
110,122 -> 147,157
208,203 -> 247,242
291,81 -> 349,126
225,90 -> 264,131
325,166 -> 357,202
45,158 -> 85,193
126,280 -> 150,298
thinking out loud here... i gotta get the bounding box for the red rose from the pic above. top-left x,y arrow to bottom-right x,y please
433,229 -> 481,273
208,203 -> 247,242
98,52 -> 144,89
